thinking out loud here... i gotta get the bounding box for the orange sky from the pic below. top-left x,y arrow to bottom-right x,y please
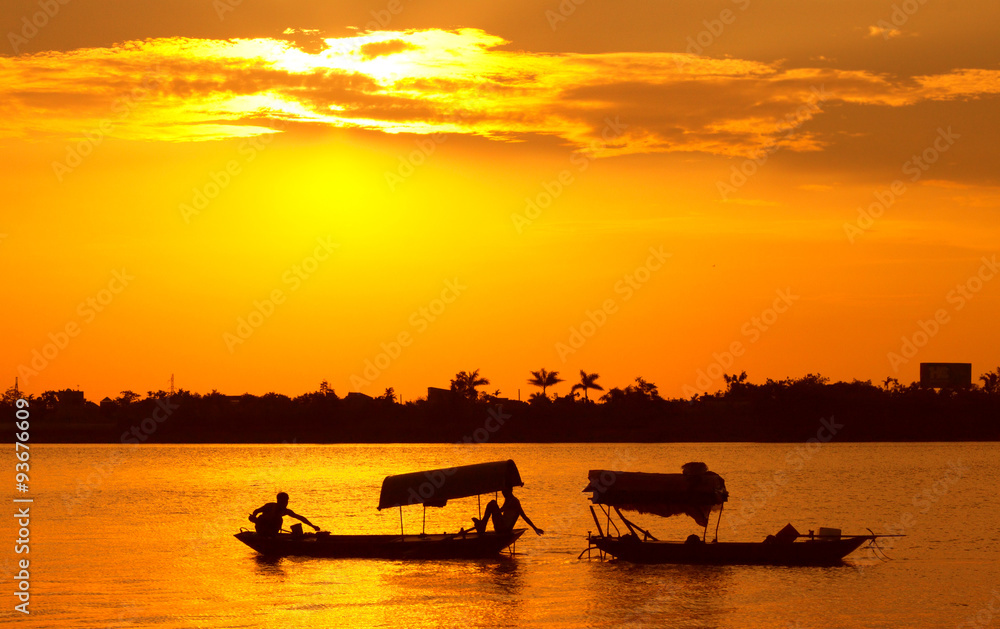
2,0 -> 998,402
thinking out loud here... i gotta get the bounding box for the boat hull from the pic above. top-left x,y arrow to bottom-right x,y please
235,528 -> 526,559
590,535 -> 871,566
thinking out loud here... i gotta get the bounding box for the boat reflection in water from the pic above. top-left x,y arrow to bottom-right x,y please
580,462 -> 892,566
582,560 -> 735,628
235,460 -> 527,559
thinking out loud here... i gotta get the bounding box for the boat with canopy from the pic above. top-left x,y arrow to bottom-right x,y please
579,462 -> 893,566
235,460 -> 526,559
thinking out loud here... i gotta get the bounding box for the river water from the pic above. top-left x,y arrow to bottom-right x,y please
3,443 -> 998,628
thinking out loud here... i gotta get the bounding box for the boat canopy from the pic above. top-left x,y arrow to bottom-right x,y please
378,459 -> 524,510
583,463 -> 728,527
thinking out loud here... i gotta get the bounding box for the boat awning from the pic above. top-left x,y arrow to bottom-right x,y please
377,459 -> 524,510
583,464 -> 728,527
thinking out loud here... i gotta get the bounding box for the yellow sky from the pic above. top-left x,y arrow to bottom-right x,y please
2,1 -> 999,401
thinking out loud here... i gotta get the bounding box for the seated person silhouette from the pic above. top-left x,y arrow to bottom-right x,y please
248,492 -> 320,536
470,484 -> 544,536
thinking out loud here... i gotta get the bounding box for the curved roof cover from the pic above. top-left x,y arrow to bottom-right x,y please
584,462 -> 728,527
378,459 -> 524,510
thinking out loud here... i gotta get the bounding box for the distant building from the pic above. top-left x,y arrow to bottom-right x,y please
56,390 -> 85,406
485,397 -> 517,405
427,387 -> 456,404
920,363 -> 972,388
426,387 -> 516,404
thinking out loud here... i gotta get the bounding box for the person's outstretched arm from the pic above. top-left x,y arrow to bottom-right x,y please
285,509 -> 321,530
518,507 -> 544,535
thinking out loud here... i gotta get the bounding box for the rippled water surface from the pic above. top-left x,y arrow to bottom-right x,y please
4,443 -> 999,628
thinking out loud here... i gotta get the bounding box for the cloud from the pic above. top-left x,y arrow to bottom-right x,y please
278,28 -> 330,55
1,28 -> 998,158
359,39 -> 417,60
720,198 -> 780,207
919,179 -> 970,190
867,25 -> 903,39
915,68 -> 1000,101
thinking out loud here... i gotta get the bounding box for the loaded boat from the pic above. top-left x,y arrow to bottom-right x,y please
235,460 -> 526,559
580,462 -> 894,566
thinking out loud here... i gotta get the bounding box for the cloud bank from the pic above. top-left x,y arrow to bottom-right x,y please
2,28 -> 998,157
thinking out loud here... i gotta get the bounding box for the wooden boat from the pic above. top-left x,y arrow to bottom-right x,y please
235,459 -> 527,559
587,532 -> 874,566
580,463 -> 888,566
234,529 -> 525,559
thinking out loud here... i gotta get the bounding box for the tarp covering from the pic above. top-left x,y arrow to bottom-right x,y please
378,460 -> 523,510
584,463 -> 728,527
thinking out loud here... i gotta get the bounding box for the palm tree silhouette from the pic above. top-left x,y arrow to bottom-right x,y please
528,368 -> 564,399
571,370 -> 604,402
980,367 -> 1000,395
627,377 -> 660,400
450,369 -> 490,401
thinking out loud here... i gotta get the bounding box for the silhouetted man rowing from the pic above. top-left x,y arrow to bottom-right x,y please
249,492 -> 320,536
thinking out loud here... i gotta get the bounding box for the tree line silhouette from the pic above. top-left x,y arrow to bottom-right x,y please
3,367 -> 999,443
